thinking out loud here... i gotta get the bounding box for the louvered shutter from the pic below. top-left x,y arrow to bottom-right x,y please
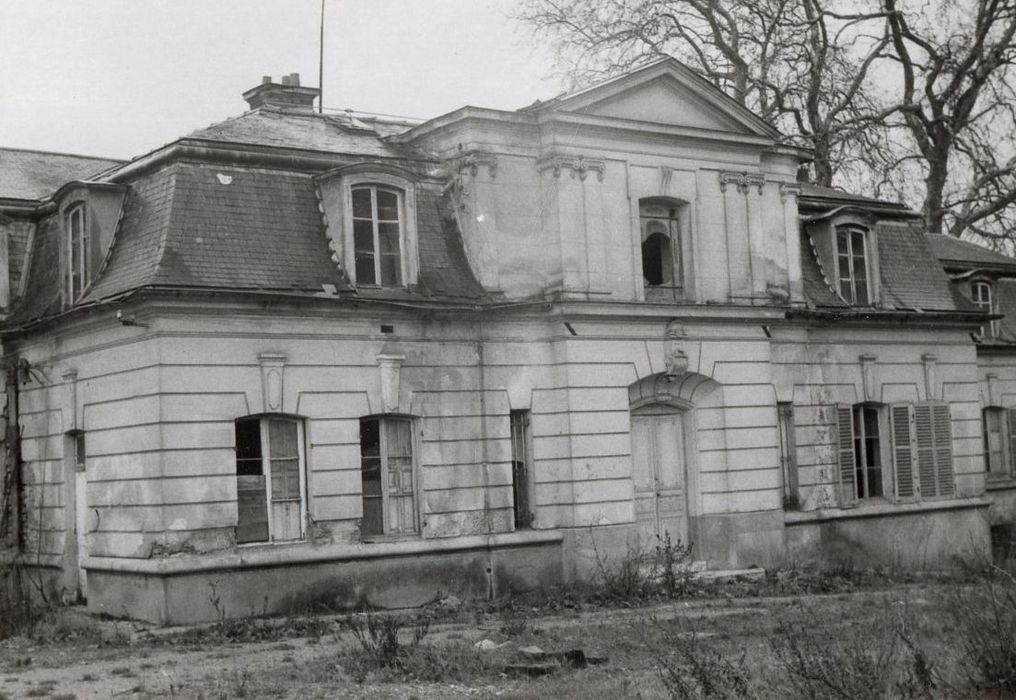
890,403 -> 916,500
914,402 -> 955,499
914,403 -> 936,498
836,405 -> 856,507
1007,409 -> 1016,477
932,403 -> 955,496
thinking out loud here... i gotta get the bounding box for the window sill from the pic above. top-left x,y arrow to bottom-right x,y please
987,477 -> 1016,492
784,496 -> 992,526
83,530 -> 564,576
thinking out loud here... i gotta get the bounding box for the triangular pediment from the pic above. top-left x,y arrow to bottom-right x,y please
531,59 -> 779,138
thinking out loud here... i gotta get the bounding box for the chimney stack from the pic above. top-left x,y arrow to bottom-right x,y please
243,73 -> 319,111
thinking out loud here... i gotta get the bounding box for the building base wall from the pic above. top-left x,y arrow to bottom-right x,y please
784,502 -> 991,570
85,533 -> 563,625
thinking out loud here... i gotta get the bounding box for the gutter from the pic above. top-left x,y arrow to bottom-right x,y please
787,306 -> 990,325
103,139 -> 441,184
0,285 -> 555,338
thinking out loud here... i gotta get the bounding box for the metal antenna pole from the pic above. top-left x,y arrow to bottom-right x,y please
318,0 -> 326,113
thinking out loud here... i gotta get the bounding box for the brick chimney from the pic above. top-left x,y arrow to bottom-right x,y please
242,73 -> 320,111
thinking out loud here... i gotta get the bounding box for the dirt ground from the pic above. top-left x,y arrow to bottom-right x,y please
0,577 -> 987,699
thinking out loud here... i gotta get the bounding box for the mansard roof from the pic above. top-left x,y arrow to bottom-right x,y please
0,102 -> 486,327
0,147 -> 123,202
799,206 -> 963,314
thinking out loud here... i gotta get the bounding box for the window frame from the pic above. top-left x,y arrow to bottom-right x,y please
777,402 -> 799,509
352,184 -> 405,287
835,223 -> 872,306
510,410 -> 535,529
359,415 -> 420,539
983,406 -> 1016,480
338,169 -> 419,289
233,415 -> 308,545
638,197 -> 688,302
836,400 -> 955,507
64,202 -> 90,302
972,280 -> 997,337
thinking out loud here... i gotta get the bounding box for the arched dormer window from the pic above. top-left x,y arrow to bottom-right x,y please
805,209 -> 880,308
639,198 -> 685,301
315,163 -> 420,289
65,202 -> 89,302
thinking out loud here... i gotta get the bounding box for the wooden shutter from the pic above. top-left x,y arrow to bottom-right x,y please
836,405 -> 856,507
914,403 -> 936,498
890,403 -> 916,500
932,403 -> 955,497
1007,409 -> 1016,477
914,402 -> 955,499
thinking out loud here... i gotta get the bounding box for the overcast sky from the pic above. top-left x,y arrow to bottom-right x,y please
0,0 -> 560,160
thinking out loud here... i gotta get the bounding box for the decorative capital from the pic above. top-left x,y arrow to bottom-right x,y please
454,151 -> 498,179
719,171 -> 765,195
779,182 -> 802,202
537,153 -> 606,181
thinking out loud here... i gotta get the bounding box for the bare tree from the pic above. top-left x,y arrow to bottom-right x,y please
515,0 -> 891,187
883,0 -> 1016,238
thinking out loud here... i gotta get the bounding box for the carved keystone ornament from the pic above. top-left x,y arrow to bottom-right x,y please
664,321 -> 689,380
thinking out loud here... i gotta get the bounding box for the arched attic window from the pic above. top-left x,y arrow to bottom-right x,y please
640,198 -> 684,301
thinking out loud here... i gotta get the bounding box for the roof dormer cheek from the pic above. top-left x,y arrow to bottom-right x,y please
54,181 -> 127,305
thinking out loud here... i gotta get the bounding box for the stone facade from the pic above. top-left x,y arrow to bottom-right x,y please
0,61 -> 993,623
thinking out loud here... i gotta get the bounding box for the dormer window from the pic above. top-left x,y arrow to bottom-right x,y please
836,224 -> 870,305
315,164 -> 420,289
353,185 -> 403,286
65,203 -> 89,301
640,198 -> 686,301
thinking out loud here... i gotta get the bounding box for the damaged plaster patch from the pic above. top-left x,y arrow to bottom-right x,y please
216,173 -> 233,185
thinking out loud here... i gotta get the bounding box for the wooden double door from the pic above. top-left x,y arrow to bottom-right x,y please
631,405 -> 689,546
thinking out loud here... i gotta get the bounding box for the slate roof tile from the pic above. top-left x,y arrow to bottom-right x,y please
0,148 -> 123,201
926,233 -> 1016,270
876,221 -> 957,311
800,234 -> 847,308
186,108 -> 418,159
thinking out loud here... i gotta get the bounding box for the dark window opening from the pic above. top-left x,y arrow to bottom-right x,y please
853,404 -> 883,499
642,233 -> 672,286
360,416 -> 416,537
510,410 -> 533,529
234,416 -> 304,545
778,402 -> 798,509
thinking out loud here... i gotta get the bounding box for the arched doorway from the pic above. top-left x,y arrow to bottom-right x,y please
628,371 -> 720,548
631,403 -> 689,544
